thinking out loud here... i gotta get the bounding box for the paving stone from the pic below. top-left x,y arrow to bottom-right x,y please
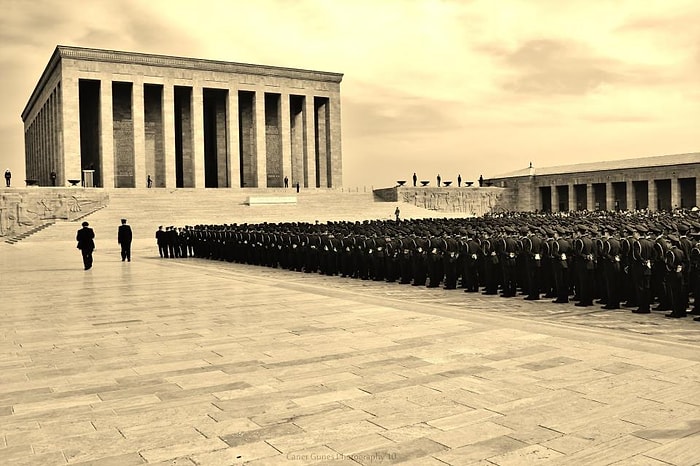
488,443 -> 566,465
70,452 -> 147,465
2,237 -> 700,465
434,435 -> 528,464
188,441 -> 280,464
352,437 -> 447,465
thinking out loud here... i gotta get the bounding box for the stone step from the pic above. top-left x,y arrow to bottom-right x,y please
24,189 -> 469,243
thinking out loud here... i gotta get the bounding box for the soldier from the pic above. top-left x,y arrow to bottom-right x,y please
461,230 -> 481,292
481,229 -> 499,295
573,224 -> 595,307
665,235 -> 688,318
522,225 -> 544,301
497,227 -> 516,298
551,226 -> 572,304
631,224 -> 654,314
601,226 -> 622,309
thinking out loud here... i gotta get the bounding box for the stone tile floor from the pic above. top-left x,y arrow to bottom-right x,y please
1,239 -> 699,465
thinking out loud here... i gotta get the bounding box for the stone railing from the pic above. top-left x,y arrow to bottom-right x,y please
0,188 -> 109,239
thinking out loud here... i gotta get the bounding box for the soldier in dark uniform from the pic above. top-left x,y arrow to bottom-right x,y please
551,226 -> 571,303
156,225 -> 167,258
481,229 -> 499,295
632,224 -> 654,314
411,235 -> 428,286
573,224 -> 595,307
522,225 -> 544,301
664,235 -> 688,318
652,225 -> 671,311
600,226 -> 622,309
426,233 -> 444,288
461,230 -> 481,292
442,233 -> 460,289
500,227 -> 519,298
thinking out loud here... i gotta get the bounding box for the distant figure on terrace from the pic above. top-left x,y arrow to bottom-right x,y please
147,175 -> 153,188
437,174 -> 441,187
479,175 -> 484,187
284,176 -> 289,188
395,206 -> 400,221
4,168 -> 11,187
412,172 -> 417,187
50,170 -> 57,186
457,174 -> 462,187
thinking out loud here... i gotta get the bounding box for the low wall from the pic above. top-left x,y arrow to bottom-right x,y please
374,186 -> 516,216
0,188 -> 109,238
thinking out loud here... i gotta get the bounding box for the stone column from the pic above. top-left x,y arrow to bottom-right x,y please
227,89 -> 240,188
61,70 -> 81,183
626,181 -> 634,211
551,185 -> 559,212
255,90 -> 267,188
671,174 -> 681,209
305,95 -> 317,188
586,183 -> 594,211
100,77 -> 115,188
605,181 -> 614,211
280,92 -> 292,189
329,94 -> 342,188
162,83 -> 176,188
132,79 -> 146,188
648,179 -> 657,211
192,84 -> 205,188
567,183 -> 575,211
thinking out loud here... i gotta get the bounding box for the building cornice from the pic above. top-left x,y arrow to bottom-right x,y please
22,45 -> 344,122
57,45 -> 344,83
21,47 -> 62,121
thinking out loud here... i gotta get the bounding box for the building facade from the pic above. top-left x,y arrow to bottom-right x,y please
22,46 -> 343,189
489,153 -> 700,212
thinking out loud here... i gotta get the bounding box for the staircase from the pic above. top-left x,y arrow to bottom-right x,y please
4,221 -> 55,244
24,188 -> 470,244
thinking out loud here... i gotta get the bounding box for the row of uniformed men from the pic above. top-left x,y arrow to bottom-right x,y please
168,217 -> 700,320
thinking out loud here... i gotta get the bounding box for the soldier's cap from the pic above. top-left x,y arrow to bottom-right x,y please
82,221 -> 89,227
555,226 -> 566,234
678,223 -> 690,233
576,224 -> 588,233
544,228 -> 556,236
668,234 -> 680,243
504,226 -> 516,234
636,224 -> 648,233
519,226 -> 529,235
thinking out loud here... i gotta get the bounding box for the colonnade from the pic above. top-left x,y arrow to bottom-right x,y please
539,176 -> 700,212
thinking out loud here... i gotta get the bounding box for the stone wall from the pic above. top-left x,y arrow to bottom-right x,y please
0,188 -> 109,238
373,187 -> 516,216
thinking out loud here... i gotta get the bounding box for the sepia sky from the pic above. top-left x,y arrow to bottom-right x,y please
0,0 -> 698,188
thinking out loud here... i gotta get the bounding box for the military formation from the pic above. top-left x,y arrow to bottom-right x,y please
160,210 -> 700,321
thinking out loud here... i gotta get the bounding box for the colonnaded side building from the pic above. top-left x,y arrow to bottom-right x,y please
488,152 -> 700,212
21,46 -> 343,189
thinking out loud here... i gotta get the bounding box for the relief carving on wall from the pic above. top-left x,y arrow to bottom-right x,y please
400,188 -> 510,216
0,191 -> 109,239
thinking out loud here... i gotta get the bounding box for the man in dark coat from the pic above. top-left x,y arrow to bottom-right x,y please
118,218 -> 132,262
155,225 -> 167,258
76,221 -> 95,270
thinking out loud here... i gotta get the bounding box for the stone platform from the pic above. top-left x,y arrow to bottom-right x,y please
1,238 -> 699,465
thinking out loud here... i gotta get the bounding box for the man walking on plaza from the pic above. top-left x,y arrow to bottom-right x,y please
76,221 -> 95,270
118,218 -> 132,262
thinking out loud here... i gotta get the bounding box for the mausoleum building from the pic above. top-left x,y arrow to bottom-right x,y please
21,46 -> 343,189
489,153 -> 700,212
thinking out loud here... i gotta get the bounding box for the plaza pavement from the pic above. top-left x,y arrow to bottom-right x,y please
1,235 -> 700,466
